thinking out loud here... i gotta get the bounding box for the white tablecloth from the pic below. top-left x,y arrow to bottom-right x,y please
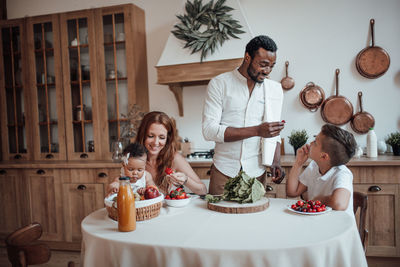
81,198 -> 367,267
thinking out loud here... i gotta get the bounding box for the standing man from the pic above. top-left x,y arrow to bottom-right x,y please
202,35 -> 285,194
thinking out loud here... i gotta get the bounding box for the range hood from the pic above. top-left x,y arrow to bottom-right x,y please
156,0 -> 253,116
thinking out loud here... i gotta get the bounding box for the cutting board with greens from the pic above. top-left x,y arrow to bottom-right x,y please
205,171 -> 269,214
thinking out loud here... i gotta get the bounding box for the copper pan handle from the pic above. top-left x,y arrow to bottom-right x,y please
335,69 -> 340,96
370,19 -> 375,47
358,91 -> 364,112
285,61 -> 289,77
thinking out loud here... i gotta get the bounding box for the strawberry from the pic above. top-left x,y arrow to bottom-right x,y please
165,167 -> 174,175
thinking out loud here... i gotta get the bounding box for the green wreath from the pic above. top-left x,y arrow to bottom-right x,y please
171,0 -> 245,62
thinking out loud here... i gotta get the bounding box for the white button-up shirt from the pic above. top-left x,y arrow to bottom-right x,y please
202,69 -> 283,178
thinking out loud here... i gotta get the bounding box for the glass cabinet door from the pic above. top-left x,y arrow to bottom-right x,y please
60,10 -> 100,160
102,12 -> 130,150
0,20 -> 31,160
96,5 -> 149,159
27,15 -> 66,160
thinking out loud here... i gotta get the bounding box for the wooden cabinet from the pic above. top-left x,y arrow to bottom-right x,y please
353,184 -> 399,256
24,168 -> 64,241
0,4 -> 149,162
61,167 -> 118,242
26,14 -> 66,161
0,168 -> 29,237
0,19 -> 33,161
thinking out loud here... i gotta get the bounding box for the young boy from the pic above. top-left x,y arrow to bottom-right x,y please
107,142 -> 156,196
286,124 -> 357,217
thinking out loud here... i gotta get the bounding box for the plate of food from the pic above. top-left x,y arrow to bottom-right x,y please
287,200 -> 332,215
164,186 -> 191,207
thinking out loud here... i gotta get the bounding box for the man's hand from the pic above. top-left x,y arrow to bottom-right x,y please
257,121 -> 284,138
269,164 -> 286,184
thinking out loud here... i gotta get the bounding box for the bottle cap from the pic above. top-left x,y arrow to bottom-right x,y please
119,176 -> 130,180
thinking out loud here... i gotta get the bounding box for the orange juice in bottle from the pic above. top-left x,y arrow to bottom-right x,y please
117,176 -> 136,232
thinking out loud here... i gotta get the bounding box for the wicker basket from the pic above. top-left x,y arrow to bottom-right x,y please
106,201 -> 162,221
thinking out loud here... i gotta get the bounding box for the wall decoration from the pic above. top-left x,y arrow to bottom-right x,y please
171,0 -> 245,62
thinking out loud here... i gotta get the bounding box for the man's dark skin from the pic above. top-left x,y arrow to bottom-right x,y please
223,47 -> 285,183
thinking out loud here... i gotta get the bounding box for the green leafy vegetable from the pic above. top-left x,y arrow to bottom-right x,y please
205,171 -> 266,204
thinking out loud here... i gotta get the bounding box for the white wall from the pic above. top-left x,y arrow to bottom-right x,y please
8,0 -> 400,154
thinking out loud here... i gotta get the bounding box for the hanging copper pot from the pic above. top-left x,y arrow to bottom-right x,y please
299,82 -> 325,112
280,61 -> 295,90
320,69 -> 353,125
356,19 -> 390,79
350,91 -> 375,134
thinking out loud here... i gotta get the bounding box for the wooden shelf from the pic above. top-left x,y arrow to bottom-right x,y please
156,58 -> 242,116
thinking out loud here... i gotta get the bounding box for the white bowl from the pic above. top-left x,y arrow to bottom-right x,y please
164,195 -> 191,207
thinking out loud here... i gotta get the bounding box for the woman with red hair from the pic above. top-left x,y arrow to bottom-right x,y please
136,111 -> 207,195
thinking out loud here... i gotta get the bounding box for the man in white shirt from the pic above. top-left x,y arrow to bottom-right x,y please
202,35 -> 285,194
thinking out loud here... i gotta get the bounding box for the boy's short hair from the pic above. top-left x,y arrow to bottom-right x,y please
321,124 -> 357,166
123,142 -> 148,158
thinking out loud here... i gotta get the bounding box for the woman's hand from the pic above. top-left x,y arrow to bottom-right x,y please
167,172 -> 188,187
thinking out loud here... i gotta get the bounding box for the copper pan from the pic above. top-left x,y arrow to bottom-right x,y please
320,69 -> 353,125
356,19 -> 390,79
280,61 -> 295,90
350,91 -> 375,134
299,82 -> 325,112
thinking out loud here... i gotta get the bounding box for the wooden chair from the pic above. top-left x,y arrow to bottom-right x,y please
353,191 -> 368,252
5,222 -> 75,267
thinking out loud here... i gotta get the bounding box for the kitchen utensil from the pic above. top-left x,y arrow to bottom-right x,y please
299,82 -> 325,112
320,69 -> 353,125
350,91 -> 375,134
356,19 -> 390,79
280,61 -> 295,90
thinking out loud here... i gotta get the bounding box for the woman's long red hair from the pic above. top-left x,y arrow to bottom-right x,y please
136,111 -> 177,187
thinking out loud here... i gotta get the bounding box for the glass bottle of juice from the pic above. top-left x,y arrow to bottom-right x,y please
117,176 -> 136,232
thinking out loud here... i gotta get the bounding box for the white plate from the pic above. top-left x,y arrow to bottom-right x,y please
104,193 -> 164,209
287,205 -> 332,215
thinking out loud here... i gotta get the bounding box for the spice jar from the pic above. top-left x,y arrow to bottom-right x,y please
75,105 -> 86,121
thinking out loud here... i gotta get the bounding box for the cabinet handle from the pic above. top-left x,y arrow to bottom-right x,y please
266,185 -> 273,191
0,169 -> 6,175
36,169 -> 45,175
98,172 -> 108,178
80,153 -> 88,159
45,154 -> 54,159
206,170 -> 211,176
14,154 -> 22,159
77,184 -> 87,190
368,185 -> 382,192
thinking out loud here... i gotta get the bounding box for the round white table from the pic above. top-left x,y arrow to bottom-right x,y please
81,198 -> 367,267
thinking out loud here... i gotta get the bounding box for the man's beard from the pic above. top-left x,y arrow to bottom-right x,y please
247,65 -> 265,84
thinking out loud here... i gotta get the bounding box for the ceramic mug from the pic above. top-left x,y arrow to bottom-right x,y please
71,38 -> 78,46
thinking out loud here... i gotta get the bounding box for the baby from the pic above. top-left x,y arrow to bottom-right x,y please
107,142 -> 155,196
286,124 -> 357,217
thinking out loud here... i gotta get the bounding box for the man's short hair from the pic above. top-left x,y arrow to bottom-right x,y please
245,35 -> 277,58
321,124 -> 357,166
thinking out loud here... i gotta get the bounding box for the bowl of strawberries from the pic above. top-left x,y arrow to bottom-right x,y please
164,186 -> 191,207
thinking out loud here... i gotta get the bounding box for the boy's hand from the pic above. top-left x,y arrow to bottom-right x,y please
296,144 -> 310,165
137,187 -> 145,195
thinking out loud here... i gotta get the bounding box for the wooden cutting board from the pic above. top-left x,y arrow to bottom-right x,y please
207,197 -> 269,214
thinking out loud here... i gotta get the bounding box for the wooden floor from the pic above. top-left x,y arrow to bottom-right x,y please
0,246 -> 81,267
1,245 -> 400,267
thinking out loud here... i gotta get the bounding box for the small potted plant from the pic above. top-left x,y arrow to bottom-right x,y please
385,132 -> 400,156
288,129 -> 309,155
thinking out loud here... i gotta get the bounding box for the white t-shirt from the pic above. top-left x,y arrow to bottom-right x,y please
299,160 -> 354,217
202,69 -> 283,178
120,167 -> 146,193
